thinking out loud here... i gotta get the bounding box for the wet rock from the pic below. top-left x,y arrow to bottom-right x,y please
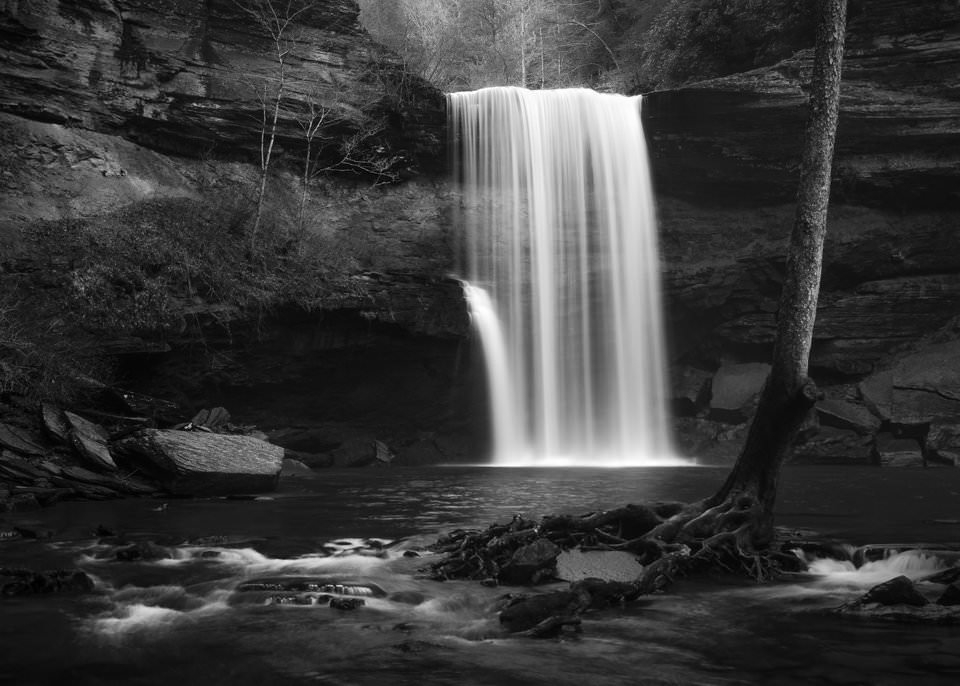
498,588 -> 592,634
64,411 -> 116,472
854,575 -> 929,608
280,458 -> 316,478
708,363 -> 770,423
859,369 -> 894,423
873,435 -> 924,468
570,578 -> 641,607
925,424 -> 960,467
0,453 -> 48,482
115,540 -> 173,562
327,437 -> 378,468
0,568 -> 95,596
0,525 -> 22,542
329,597 -> 366,610
937,584 -> 960,607
498,538 -> 561,585
113,429 -> 284,496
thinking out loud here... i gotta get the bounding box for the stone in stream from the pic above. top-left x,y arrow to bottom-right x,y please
0,568 -> 96,596
113,429 -> 284,496
498,538 -> 561,585
937,583 -> 960,607
851,575 -> 929,608
498,587 -> 592,635
925,424 -> 960,467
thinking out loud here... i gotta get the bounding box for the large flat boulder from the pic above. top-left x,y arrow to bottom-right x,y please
114,429 -> 284,496
709,363 -> 770,423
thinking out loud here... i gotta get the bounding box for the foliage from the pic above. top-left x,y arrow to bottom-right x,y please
0,285 -> 113,402
357,0 -> 817,93
18,183 -> 363,347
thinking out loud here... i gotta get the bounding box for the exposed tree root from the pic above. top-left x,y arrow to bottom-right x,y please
428,489 -> 797,593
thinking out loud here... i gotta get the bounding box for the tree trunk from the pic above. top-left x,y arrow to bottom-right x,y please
706,0 -> 849,545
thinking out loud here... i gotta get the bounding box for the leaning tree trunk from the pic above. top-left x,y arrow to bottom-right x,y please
704,0 -> 849,547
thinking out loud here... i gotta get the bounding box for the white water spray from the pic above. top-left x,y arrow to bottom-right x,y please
450,87 -> 679,466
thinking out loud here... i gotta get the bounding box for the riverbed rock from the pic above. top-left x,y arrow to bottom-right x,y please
499,538 -> 561,585
708,363 -> 770,423
938,584 -> 960,607
925,424 -> 960,467
853,575 -> 929,608
873,435 -> 924,468
0,568 -> 95,596
498,588 -> 592,634
113,429 -> 284,496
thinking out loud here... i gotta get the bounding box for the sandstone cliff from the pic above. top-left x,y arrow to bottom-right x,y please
643,0 -> 960,462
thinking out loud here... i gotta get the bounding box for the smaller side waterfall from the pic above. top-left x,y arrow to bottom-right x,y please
451,87 -> 682,467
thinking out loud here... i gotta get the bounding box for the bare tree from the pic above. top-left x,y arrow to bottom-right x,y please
232,0 -> 316,248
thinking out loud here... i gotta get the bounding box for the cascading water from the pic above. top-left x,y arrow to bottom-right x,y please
450,86 -> 680,467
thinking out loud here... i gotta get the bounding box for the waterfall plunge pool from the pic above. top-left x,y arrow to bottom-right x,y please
3,465 -> 960,685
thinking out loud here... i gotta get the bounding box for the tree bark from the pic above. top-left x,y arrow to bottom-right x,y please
706,0 -> 849,545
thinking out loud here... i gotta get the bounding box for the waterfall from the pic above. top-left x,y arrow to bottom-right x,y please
450,86 -> 678,466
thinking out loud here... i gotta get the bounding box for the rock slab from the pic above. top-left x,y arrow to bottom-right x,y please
114,429 -> 284,496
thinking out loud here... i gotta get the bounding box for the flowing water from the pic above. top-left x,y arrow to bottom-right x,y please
449,88 -> 674,466
3,466 -> 960,685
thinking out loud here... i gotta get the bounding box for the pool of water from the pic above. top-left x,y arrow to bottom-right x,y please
2,465 -> 960,685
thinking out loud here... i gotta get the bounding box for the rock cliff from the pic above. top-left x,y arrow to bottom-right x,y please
643,0 -> 960,462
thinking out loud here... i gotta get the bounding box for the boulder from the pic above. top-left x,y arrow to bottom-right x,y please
852,575 -> 929,608
64,412 -> 116,471
498,538 -> 561,585
938,584 -> 960,607
792,427 -> 875,466
327,438 -> 378,468
498,588 -> 592,634
859,369 -> 893,423
816,398 -> 882,435
889,342 -> 960,425
113,429 -> 284,496
670,366 -> 712,416
873,434 -> 924,468
925,424 -> 960,467
708,363 -> 770,423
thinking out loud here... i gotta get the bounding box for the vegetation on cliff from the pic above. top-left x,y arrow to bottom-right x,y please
358,0 -> 818,93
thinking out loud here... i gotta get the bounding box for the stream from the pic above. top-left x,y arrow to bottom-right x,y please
2,465 -> 960,685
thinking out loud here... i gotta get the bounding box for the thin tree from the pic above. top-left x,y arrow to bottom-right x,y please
233,0 -> 316,249
639,0 -> 850,573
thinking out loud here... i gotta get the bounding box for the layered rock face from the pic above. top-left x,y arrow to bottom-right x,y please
644,0 -> 960,463
0,0 -> 442,169
0,1 -> 471,465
